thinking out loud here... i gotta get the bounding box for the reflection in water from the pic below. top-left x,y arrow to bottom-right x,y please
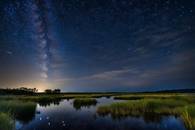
0,98 -> 187,130
38,98 -> 62,107
14,105 -> 36,124
73,98 -> 97,110
98,111 -> 165,123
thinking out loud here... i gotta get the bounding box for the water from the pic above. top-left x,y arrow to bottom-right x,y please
14,97 -> 187,130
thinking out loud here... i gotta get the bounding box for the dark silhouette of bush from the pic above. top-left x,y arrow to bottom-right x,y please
44,89 -> 61,94
53,89 -> 61,93
45,89 -> 52,94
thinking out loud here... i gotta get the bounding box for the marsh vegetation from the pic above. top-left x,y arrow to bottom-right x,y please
97,94 -> 195,130
0,93 -> 194,130
0,112 -> 14,130
73,98 -> 97,110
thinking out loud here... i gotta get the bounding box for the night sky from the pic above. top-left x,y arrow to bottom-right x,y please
0,0 -> 194,92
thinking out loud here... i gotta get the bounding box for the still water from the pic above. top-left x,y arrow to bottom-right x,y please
15,97 -> 186,130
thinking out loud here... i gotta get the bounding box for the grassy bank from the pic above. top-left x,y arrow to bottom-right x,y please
0,93 -> 114,101
0,112 -> 14,130
0,93 -> 114,107
97,95 -> 195,130
0,100 -> 36,123
113,93 -> 187,100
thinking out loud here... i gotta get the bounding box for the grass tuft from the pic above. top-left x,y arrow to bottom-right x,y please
0,112 -> 14,130
73,98 -> 97,110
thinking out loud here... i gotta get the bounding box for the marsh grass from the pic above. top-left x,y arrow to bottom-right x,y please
0,100 -> 36,123
0,112 -> 14,130
73,98 -> 97,110
0,93 -> 114,102
97,95 -> 195,130
113,93 -> 190,100
179,105 -> 195,130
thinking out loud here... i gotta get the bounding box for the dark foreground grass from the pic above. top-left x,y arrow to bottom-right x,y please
0,112 -> 14,130
0,99 -> 37,130
0,100 -> 37,125
97,95 -> 195,130
73,98 -> 97,110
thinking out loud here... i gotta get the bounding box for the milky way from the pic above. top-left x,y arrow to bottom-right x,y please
30,0 -> 49,81
30,0 -> 63,83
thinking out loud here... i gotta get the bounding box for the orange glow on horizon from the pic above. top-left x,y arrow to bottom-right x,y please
34,82 -> 50,92
12,81 -> 51,92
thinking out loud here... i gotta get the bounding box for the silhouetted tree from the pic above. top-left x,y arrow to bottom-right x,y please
0,87 -> 38,95
45,89 -> 52,94
44,89 -> 61,94
53,89 -> 61,93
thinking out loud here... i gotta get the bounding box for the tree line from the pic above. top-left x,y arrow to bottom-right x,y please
0,87 -> 61,95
